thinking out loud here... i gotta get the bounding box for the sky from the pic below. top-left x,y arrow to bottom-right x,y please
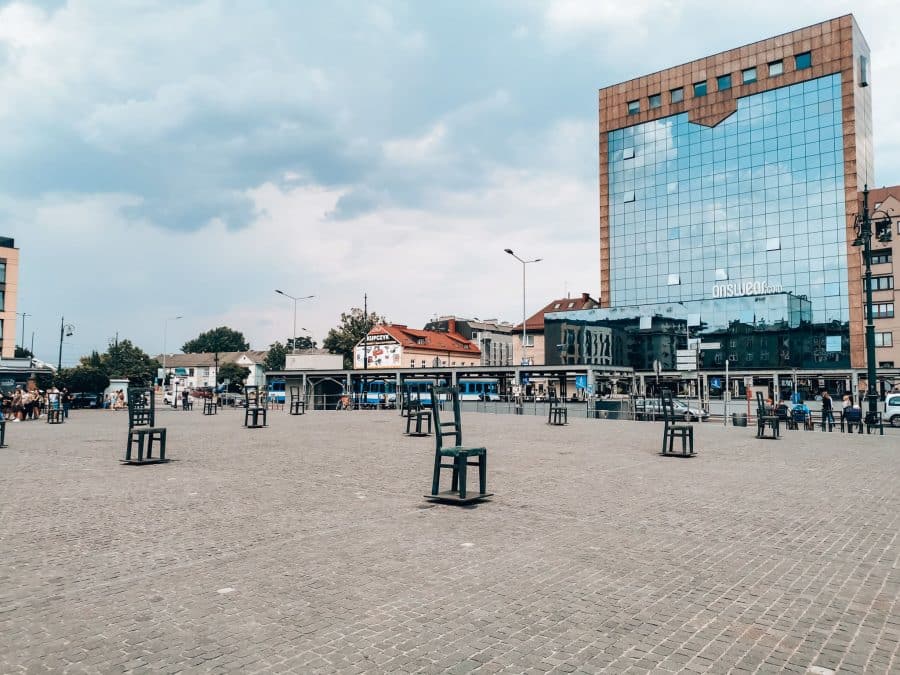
2,0 -> 899,366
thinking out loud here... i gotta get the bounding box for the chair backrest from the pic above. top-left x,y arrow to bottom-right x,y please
244,386 -> 262,408
128,387 -> 154,428
755,391 -> 767,416
289,386 -> 300,402
775,404 -> 790,420
792,407 -> 807,422
430,386 -> 461,450
660,389 -> 676,424
845,407 -> 861,422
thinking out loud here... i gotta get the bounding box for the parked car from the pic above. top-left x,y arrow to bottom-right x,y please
163,390 -> 194,406
219,392 -> 245,407
885,393 -> 900,427
634,396 -> 709,422
71,392 -> 100,409
190,387 -> 213,399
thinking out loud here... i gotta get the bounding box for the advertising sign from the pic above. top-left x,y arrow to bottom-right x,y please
575,375 -> 587,390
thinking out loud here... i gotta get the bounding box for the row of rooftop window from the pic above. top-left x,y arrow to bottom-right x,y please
626,52 -> 812,116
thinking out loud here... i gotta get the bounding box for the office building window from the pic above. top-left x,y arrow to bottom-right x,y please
869,250 -> 891,265
0,261 -> 5,283
0,290 -> 4,311
742,67 -> 757,84
871,276 -> 894,291
624,191 -> 635,203
627,100 -> 640,115
874,332 -> 893,348
879,361 -> 895,368
523,335 -> 534,347
869,303 -> 894,319
717,73 -> 732,90
693,80 -> 707,97
623,147 -> 635,159
670,87 -> 684,103
667,274 -> 681,286
768,60 -> 783,77
795,51 -> 812,70
715,268 -> 729,281
648,93 -> 661,109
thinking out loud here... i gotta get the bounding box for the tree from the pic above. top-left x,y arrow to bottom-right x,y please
80,339 -> 160,386
323,308 -> 385,369
264,342 -> 287,371
217,362 -> 250,391
56,366 -> 110,393
287,336 -> 317,350
182,326 -> 249,353
14,346 -> 32,359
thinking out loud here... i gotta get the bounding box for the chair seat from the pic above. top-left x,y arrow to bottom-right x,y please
129,427 -> 166,434
439,446 -> 486,457
669,424 -> 693,431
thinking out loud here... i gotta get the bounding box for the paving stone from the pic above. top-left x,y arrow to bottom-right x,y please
0,409 -> 897,673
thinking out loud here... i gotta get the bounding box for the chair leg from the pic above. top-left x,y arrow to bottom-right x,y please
451,459 -> 459,492
457,456 -> 467,500
125,433 -> 133,461
479,453 -> 486,494
431,453 -> 441,495
159,430 -> 166,461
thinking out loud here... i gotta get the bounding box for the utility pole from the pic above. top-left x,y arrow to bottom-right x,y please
363,293 -> 368,371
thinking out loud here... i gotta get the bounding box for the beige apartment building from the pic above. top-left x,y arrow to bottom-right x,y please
863,186 -> 899,368
0,237 -> 19,359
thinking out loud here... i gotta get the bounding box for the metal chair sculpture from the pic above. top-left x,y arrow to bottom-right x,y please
203,396 -> 218,415
841,407 -> 863,434
243,386 -> 268,429
791,407 -> 812,431
403,394 -> 432,436
660,389 -> 695,456
755,392 -> 780,438
46,391 -> 65,424
865,411 -> 884,435
425,386 -> 491,504
289,386 -> 307,415
123,387 -> 168,464
547,396 -> 568,426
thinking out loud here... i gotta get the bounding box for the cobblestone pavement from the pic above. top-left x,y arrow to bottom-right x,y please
1,407 -> 897,674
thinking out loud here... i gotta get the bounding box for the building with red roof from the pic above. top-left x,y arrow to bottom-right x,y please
354,319 -> 480,369
512,293 -> 600,366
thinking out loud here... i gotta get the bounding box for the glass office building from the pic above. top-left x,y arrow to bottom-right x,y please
607,75 -> 847,325
563,15 -> 874,371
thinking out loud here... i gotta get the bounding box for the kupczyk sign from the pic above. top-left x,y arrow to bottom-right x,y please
366,333 -> 394,343
712,281 -> 783,298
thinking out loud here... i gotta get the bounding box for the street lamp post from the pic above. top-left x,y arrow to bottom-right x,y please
17,312 -> 30,352
57,317 -> 74,371
162,315 -> 183,387
852,186 -> 894,425
504,249 -> 542,367
275,290 -> 314,353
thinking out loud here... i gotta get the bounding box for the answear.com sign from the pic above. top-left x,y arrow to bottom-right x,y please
712,281 -> 783,298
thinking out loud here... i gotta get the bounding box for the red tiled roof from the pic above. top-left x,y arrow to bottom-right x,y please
364,324 -> 480,356
513,293 -> 600,332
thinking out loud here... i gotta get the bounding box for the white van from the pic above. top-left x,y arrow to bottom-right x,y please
885,393 -> 900,427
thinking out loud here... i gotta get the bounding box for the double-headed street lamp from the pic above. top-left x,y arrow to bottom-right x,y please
851,184 -> 894,425
275,290 -> 315,353
57,317 -> 74,371
504,248 -> 542,366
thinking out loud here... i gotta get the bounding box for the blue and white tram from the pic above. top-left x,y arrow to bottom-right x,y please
458,378 -> 501,401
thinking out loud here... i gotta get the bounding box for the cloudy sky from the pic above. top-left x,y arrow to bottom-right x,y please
2,0 -> 899,365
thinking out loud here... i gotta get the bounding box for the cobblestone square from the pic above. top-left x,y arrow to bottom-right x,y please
1,407 -> 898,674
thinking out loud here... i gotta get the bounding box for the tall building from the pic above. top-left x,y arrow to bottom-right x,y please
0,237 -> 19,359
861,185 -> 899,368
551,16 -> 879,372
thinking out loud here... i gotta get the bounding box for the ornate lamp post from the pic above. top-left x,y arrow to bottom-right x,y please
851,185 -> 894,425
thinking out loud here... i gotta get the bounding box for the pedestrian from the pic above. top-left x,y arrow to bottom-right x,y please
182,388 -> 190,410
62,388 -> 72,418
821,390 -> 834,431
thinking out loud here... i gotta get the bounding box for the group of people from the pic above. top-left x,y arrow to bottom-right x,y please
104,390 -> 127,410
766,389 -> 860,431
2,386 -> 71,422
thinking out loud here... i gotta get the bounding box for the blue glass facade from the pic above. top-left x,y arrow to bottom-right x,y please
607,74 -> 848,325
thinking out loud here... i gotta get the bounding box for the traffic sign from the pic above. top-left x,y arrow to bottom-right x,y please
575,375 -> 587,389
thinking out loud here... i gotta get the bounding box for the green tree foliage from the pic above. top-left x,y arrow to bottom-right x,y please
56,366 -> 110,393
14,346 -> 33,358
287,335 -> 317,350
80,339 -> 160,386
217,362 -> 251,390
182,326 -> 249,353
263,342 -> 286,371
322,308 -> 385,369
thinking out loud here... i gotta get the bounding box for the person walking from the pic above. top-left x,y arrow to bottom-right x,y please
821,390 -> 834,432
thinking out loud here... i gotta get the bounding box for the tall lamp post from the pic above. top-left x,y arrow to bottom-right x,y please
162,315 -> 183,387
16,312 -> 30,352
57,317 -> 74,371
504,248 -> 542,366
852,185 -> 894,425
275,290 -> 314,353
